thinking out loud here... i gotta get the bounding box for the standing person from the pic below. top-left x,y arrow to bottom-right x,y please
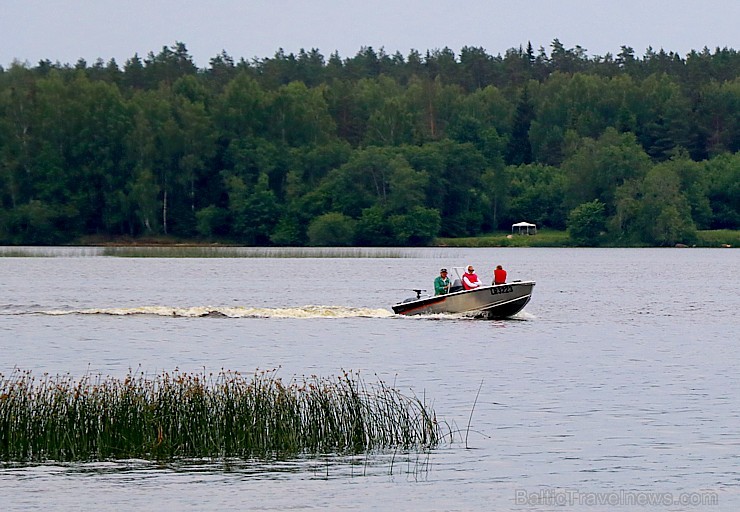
493,264 -> 507,285
434,268 -> 451,295
462,265 -> 482,290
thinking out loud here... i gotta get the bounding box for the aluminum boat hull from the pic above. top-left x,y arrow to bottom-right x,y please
392,281 -> 535,319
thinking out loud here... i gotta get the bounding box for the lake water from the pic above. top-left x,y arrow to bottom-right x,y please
1,247 -> 738,511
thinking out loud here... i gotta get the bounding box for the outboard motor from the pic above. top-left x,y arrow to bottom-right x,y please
401,289 -> 425,303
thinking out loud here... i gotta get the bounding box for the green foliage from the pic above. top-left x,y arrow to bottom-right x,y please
611,165 -> 698,245
389,206 -> 441,245
562,128 -> 652,211
195,205 -> 230,238
129,168 -> 160,234
307,212 -> 357,246
506,163 -> 568,229
355,205 -> 394,245
0,42 -> 738,247
0,200 -> 73,244
506,85 -> 535,165
704,153 -> 740,229
270,210 -> 306,246
270,81 -> 336,146
635,165 -> 697,246
226,173 -> 280,244
568,200 -> 607,246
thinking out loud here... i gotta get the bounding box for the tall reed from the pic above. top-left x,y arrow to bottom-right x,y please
0,369 -> 444,462
99,246 -> 439,258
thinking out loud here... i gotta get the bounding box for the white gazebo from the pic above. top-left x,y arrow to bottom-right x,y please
512,221 -> 537,235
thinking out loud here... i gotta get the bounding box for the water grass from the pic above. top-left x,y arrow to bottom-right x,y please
0,247 -> 102,257
0,246 -> 455,258
99,246 -> 436,258
0,369 -> 445,462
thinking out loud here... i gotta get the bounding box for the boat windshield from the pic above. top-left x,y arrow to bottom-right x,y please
450,267 -> 466,281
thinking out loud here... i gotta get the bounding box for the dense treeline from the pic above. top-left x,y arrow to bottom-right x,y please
0,41 -> 738,246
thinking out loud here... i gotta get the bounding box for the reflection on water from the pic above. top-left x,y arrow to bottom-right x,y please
2,451 -> 436,481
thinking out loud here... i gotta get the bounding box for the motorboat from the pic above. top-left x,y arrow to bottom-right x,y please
392,267 -> 535,319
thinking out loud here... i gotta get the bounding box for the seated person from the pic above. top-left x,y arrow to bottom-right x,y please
493,265 -> 507,285
434,268 -> 451,295
462,265 -> 482,290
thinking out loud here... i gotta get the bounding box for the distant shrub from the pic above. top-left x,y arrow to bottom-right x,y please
568,200 -> 606,246
307,212 -> 356,246
195,205 -> 230,237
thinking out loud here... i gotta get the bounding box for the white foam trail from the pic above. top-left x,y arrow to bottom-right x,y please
40,305 -> 395,319
512,311 -> 537,320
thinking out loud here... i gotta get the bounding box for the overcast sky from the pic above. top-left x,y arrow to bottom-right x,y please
2,0 -> 739,68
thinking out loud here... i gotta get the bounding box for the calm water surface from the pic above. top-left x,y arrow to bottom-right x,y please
1,247 -> 738,511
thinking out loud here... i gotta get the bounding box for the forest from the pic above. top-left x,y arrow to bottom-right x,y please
0,41 -> 738,246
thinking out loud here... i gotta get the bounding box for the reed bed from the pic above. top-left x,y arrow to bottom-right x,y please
0,247 -> 100,257
99,246 -> 443,258
0,369 -> 444,462
0,246 -> 447,258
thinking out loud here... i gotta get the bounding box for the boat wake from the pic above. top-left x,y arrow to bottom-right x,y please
31,305 -> 395,319
5,305 -> 532,320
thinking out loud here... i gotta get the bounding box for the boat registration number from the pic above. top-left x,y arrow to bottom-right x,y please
490,285 -> 513,295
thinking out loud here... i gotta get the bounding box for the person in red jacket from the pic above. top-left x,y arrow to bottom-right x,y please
462,265 -> 482,290
493,264 -> 507,285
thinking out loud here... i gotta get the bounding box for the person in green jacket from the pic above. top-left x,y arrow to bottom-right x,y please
434,268 -> 451,295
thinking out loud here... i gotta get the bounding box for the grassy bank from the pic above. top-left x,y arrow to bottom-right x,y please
0,369 -> 445,462
436,229 -> 738,248
695,229 -> 739,247
435,229 -> 572,248
2,230 -> 736,254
